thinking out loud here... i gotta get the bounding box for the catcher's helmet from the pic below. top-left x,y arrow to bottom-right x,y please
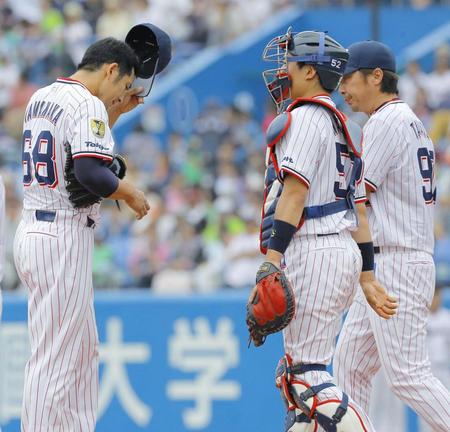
125,23 -> 172,97
262,28 -> 349,112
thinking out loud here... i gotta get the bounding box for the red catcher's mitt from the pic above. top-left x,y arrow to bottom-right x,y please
246,262 -> 295,347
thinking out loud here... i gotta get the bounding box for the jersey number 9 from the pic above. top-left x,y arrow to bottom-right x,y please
417,147 -> 436,204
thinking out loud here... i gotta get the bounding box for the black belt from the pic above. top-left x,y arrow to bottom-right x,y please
35,210 -> 55,222
374,246 -> 380,254
35,210 -> 95,228
317,232 -> 339,237
290,363 -> 327,374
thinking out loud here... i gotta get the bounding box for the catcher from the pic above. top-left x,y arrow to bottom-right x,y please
246,29 -> 397,431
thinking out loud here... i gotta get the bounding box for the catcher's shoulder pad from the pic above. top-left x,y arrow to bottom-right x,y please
288,97 -> 362,157
266,111 -> 292,148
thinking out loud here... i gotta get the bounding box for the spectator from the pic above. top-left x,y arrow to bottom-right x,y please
398,61 -> 427,108
96,0 -> 133,39
63,1 -> 94,65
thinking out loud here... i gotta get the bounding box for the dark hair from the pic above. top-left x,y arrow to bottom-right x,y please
78,37 -> 139,77
360,68 -> 399,94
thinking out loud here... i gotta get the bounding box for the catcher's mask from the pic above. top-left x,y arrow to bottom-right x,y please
262,28 -> 349,113
125,23 -> 172,97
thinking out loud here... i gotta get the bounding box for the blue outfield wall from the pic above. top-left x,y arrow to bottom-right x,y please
2,291 -> 448,432
0,292 -> 284,432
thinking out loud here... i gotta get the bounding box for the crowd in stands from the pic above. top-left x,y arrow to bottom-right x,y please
0,0 -> 450,292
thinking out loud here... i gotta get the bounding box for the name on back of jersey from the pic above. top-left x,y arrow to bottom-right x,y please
25,100 -> 64,125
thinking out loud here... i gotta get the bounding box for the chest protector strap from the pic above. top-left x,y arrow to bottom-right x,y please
260,98 -> 363,254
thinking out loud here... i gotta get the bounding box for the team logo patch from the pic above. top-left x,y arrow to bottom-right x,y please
90,119 -> 105,138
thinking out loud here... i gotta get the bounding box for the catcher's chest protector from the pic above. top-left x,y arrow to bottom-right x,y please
259,98 -> 363,254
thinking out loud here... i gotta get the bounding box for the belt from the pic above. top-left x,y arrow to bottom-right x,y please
290,363 -> 327,374
317,232 -> 339,238
35,210 -> 55,222
35,210 -> 95,228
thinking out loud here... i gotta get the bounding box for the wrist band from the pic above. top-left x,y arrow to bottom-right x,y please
268,219 -> 297,255
357,241 -> 375,272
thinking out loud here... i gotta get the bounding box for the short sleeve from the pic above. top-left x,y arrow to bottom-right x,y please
279,107 -> 325,188
355,159 -> 367,203
69,98 -> 114,161
363,117 -> 400,191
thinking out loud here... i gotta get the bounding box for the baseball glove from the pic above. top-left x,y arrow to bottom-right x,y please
64,144 -> 127,208
246,262 -> 295,347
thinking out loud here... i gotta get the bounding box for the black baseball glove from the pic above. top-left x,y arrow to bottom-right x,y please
246,262 -> 296,347
64,144 -> 127,208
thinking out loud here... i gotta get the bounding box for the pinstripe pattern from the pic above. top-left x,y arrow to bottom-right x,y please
334,101 -> 450,431
282,228 -> 374,430
15,76 -> 110,431
275,96 -> 366,237
23,79 -> 114,213
284,231 -> 361,365
14,210 -> 99,432
363,101 -> 435,254
271,95 -> 374,430
335,251 -> 450,430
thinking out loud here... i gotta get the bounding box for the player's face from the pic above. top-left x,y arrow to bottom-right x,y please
99,63 -> 135,108
339,71 -> 374,114
288,62 -> 315,98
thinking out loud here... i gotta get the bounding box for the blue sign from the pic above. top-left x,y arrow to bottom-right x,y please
0,292 -> 284,432
1,290 -> 446,432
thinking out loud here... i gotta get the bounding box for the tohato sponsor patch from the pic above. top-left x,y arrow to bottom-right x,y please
90,118 -> 105,138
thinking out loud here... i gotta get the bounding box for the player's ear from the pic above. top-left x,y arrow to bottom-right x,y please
371,68 -> 384,87
308,65 -> 318,81
105,63 -> 119,80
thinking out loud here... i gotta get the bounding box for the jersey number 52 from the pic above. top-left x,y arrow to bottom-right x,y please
22,129 -> 58,188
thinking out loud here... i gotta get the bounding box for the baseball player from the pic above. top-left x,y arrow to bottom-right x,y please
14,25 -> 171,432
248,29 -> 397,431
334,41 -> 450,431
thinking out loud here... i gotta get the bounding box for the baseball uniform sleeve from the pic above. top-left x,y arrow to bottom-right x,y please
69,97 -> 114,162
363,117 -> 401,191
278,107 -> 325,188
355,159 -> 367,203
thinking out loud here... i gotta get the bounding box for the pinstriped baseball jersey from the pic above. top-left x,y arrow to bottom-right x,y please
363,100 -> 435,254
22,77 -> 114,214
274,95 -> 366,236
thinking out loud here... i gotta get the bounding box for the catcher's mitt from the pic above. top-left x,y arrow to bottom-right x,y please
246,262 -> 295,347
64,144 -> 127,208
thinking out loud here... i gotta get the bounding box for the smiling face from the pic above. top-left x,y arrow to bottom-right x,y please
339,70 -> 373,114
340,68 -> 386,114
97,63 -> 135,108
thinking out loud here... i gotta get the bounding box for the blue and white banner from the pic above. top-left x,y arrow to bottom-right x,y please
0,292 -> 284,432
0,291 -> 444,432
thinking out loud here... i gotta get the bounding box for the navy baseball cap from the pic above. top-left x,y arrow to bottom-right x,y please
344,41 -> 396,76
125,23 -> 172,96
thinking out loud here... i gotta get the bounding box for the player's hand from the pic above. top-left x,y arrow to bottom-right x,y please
360,271 -> 398,319
110,86 -> 144,115
124,189 -> 150,220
